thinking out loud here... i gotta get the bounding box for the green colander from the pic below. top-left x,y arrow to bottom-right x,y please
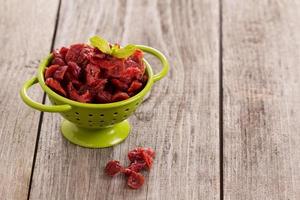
20,45 -> 169,148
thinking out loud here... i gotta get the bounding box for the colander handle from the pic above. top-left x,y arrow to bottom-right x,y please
20,77 -> 72,112
136,45 -> 169,82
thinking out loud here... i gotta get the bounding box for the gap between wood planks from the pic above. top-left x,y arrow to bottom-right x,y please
26,0 -> 62,199
219,0 -> 224,200
25,0 -> 225,199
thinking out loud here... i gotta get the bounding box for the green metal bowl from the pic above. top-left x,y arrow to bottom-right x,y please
20,45 -> 169,148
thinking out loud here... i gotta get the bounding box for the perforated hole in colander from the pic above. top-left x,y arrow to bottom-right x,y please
100,120 -> 104,123
125,108 -> 130,112
75,112 -> 79,115
100,114 -> 104,117
88,120 -> 92,123
113,112 -> 118,116
76,118 -> 80,121
89,114 -> 93,117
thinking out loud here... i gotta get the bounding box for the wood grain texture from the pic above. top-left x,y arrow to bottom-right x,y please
0,0 -> 59,199
223,0 -> 300,199
29,0 -> 220,199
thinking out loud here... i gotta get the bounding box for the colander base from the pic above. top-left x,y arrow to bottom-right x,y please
60,119 -> 131,148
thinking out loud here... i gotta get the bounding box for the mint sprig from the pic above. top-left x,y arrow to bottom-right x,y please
112,44 -> 137,58
89,36 -> 137,59
89,35 -> 112,54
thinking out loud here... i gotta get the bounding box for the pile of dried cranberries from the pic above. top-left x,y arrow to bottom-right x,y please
105,147 -> 155,189
44,42 -> 147,103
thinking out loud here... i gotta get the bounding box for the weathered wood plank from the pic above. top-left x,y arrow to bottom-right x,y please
223,0 -> 300,199
29,0 -> 220,199
0,0 -> 59,199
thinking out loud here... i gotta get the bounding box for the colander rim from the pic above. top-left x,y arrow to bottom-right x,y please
37,54 -> 154,108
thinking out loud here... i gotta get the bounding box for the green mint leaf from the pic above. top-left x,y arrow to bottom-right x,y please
89,36 -> 112,54
111,44 -> 120,54
112,44 -> 137,58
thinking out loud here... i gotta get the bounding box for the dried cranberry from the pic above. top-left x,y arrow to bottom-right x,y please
91,79 -> 107,91
111,79 -> 128,91
65,44 -> 85,63
78,46 -> 94,65
128,80 -> 142,93
141,151 -> 153,169
67,61 -> 81,79
128,147 -> 155,167
88,79 -> 107,97
45,65 -> 60,79
45,78 -> 66,96
105,160 -> 123,176
122,168 -> 133,176
128,148 -> 143,162
112,92 -> 129,102
53,65 -> 68,81
96,91 -> 112,103
127,161 -> 147,172
51,57 -> 65,66
125,59 -> 140,69
120,67 -> 142,83
144,147 -> 155,158
59,47 -> 69,58
67,82 -> 92,103
127,171 -> 145,189
85,64 -> 101,85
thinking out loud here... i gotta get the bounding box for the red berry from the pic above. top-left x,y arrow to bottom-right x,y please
127,171 -> 145,189
128,80 -> 142,93
141,151 -> 153,169
127,161 -> 147,172
105,160 -> 123,176
111,79 -> 128,91
45,78 -> 66,96
67,82 -> 92,103
53,65 -> 68,81
45,64 -> 60,79
59,47 -> 69,58
112,92 -> 129,102
51,57 -> 65,66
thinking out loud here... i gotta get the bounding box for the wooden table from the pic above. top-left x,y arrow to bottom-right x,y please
1,0 -> 299,199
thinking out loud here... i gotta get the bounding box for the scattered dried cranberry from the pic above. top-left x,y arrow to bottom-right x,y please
141,151 -> 153,169
127,161 -> 147,172
105,160 -> 123,176
104,147 -> 155,190
128,147 -> 155,163
127,171 -> 145,189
